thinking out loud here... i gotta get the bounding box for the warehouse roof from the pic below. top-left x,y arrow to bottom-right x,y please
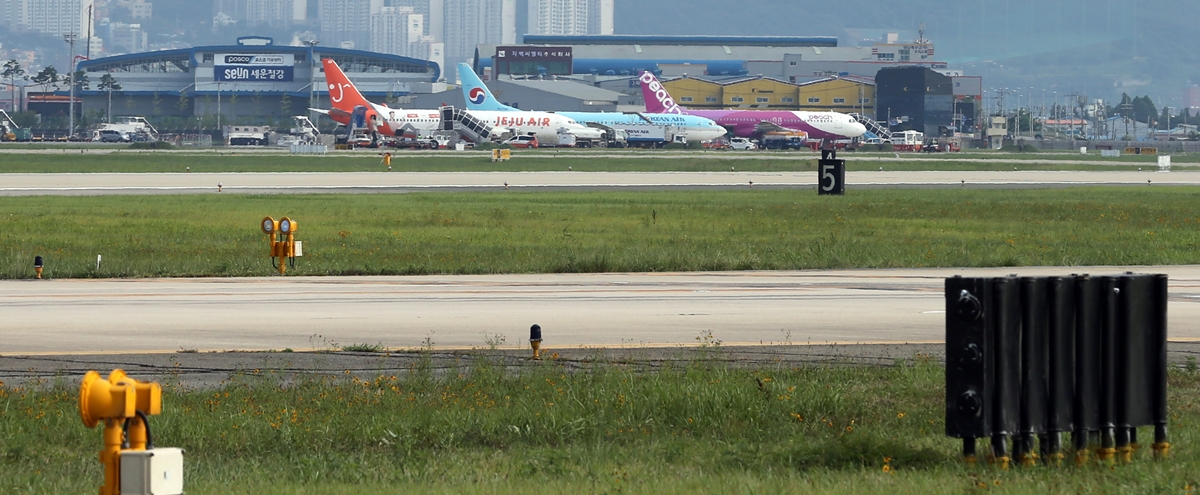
522,35 -> 838,47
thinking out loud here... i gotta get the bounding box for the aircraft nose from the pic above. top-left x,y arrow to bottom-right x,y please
852,121 -> 867,136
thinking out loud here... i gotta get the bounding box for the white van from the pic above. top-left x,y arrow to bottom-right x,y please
729,137 -> 757,151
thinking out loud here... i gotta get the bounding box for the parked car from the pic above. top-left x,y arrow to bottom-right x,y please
729,137 -> 757,151
505,135 -> 539,149
96,129 -> 128,143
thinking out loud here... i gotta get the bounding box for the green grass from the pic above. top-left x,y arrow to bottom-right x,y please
0,150 -> 1178,173
4,187 -> 1200,278
2,358 -> 1198,494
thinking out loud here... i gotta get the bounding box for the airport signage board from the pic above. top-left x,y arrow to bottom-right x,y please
214,53 -> 294,82
495,46 -> 572,62
494,46 -> 572,76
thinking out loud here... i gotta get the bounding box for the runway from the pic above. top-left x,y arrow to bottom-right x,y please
4,266 -> 1199,355
0,169 -> 1196,195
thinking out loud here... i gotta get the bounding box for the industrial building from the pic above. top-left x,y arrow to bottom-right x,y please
656,74 -> 875,114
74,36 -> 441,121
874,66 -> 953,137
405,76 -> 631,112
476,34 -> 948,80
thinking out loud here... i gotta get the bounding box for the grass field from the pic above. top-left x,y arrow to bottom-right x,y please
0,150 -> 1177,173
3,187 -> 1200,279
1,357 -> 1197,494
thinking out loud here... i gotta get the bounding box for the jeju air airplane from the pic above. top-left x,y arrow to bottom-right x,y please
454,65 -> 604,145
318,58 -> 441,139
457,63 -> 727,143
638,71 -> 867,141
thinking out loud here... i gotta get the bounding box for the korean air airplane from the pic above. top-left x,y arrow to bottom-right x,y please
637,71 -> 867,141
457,63 -> 727,143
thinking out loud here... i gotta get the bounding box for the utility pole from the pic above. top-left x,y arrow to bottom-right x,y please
303,40 -> 319,125
1053,91 -> 1058,138
86,4 -> 93,59
64,33 -> 78,139
1120,99 -> 1133,141
1065,92 -> 1080,147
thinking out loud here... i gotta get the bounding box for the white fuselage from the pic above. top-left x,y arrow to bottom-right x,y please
468,110 -> 593,146
372,105 -> 442,137
366,104 -> 593,145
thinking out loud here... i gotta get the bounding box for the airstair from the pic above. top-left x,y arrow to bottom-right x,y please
439,106 -> 506,143
849,113 -> 891,141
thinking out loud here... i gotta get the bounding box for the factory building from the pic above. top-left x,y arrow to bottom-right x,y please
657,74 -> 875,114
875,66 -> 953,136
476,34 -> 948,81
74,36 -> 440,121
477,35 -> 839,78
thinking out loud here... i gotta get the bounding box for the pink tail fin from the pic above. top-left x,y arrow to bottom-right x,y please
638,71 -> 682,114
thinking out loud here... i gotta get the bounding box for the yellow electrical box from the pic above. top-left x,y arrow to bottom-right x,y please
79,369 -> 166,495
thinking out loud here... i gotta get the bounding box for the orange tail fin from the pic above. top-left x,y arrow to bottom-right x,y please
321,58 -> 370,113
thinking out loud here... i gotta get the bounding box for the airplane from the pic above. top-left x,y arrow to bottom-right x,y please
637,71 -> 867,142
457,63 -> 728,143
319,58 -> 442,141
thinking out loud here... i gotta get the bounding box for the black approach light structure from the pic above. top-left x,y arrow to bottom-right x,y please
945,273 -> 1169,468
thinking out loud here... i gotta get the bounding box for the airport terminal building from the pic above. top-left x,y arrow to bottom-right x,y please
75,36 -> 442,121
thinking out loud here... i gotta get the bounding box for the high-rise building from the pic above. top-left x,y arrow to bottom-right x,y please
319,0 -> 384,50
14,0 -> 94,37
526,0 -> 610,36
107,22 -> 148,53
441,0 -> 514,80
214,0 -> 306,27
370,6 -> 424,57
115,0 -> 152,20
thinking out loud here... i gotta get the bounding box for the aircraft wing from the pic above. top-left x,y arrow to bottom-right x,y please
309,107 -> 330,115
754,120 -> 802,134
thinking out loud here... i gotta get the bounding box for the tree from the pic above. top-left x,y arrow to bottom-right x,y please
2,60 -> 25,111
73,70 -> 89,92
176,93 -> 191,116
31,66 -> 60,94
1132,95 -> 1157,125
279,93 -> 291,117
151,91 -> 162,116
98,73 -> 122,123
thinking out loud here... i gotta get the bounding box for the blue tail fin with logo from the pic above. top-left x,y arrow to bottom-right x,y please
458,63 -> 517,111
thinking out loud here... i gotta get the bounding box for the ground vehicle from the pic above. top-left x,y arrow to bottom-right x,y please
505,135 -> 539,149
890,130 -> 925,151
729,138 -> 757,150
348,134 -> 374,147
761,132 -> 807,150
97,129 -> 127,142
95,116 -> 158,142
604,128 -> 628,148
0,110 -> 32,141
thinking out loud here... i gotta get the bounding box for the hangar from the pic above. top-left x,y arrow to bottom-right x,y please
75,36 -> 441,124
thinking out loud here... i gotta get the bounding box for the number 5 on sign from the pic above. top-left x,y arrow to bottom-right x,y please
818,156 -> 845,195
